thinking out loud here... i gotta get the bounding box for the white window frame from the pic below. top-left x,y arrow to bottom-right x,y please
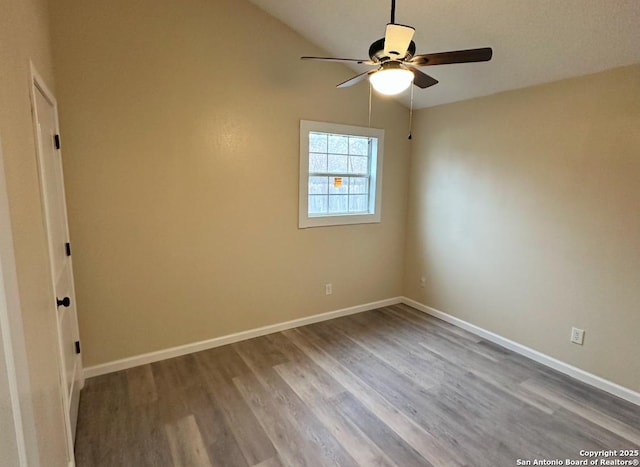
299,120 -> 384,228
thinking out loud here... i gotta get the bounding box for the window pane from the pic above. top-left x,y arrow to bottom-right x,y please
308,195 -> 328,215
328,176 -> 348,194
328,154 -> 348,173
349,177 -> 369,194
328,134 -> 348,154
309,153 -> 327,173
349,195 -> 369,213
348,156 -> 369,175
349,137 -> 369,156
309,132 -> 327,153
309,176 -> 328,194
301,121 -> 383,227
328,195 -> 348,214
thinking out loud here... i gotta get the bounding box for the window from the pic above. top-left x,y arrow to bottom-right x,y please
299,120 -> 384,228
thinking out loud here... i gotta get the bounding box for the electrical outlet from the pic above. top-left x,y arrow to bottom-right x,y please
325,283 -> 332,295
420,276 -> 426,288
570,327 -> 585,345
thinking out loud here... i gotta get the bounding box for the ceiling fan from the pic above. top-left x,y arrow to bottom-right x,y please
301,0 -> 493,96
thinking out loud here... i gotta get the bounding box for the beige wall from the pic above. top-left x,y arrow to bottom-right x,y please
47,0 -> 639,395
49,0 -> 411,366
404,65 -> 640,391
0,0 -> 71,464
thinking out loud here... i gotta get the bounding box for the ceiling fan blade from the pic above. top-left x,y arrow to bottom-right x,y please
336,70 -> 376,88
409,47 -> 493,67
383,23 -> 415,59
301,56 -> 375,65
405,66 -> 439,89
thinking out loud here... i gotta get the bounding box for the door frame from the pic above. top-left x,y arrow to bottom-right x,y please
0,136 -> 40,466
30,63 -> 81,466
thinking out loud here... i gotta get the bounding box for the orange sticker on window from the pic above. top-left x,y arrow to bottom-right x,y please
334,177 -> 342,188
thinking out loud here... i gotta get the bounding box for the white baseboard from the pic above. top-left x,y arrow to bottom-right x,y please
83,295 -> 639,407
401,297 -> 640,406
83,297 -> 403,379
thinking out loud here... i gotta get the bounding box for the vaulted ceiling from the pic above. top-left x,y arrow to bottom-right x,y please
249,0 -> 640,108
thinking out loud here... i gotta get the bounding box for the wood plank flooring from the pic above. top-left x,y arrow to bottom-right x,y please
74,304 -> 640,466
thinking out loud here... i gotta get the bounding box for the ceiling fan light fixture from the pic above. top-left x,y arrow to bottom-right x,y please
369,64 -> 413,96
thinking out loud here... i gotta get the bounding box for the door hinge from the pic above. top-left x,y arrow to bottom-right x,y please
65,242 -> 71,256
74,341 -> 81,354
54,134 -> 61,150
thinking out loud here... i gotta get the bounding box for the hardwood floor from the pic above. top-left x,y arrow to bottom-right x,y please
74,304 -> 640,466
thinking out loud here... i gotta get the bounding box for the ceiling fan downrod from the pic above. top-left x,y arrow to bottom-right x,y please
390,0 -> 396,24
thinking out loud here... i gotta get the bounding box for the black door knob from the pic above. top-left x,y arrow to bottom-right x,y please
56,297 -> 71,308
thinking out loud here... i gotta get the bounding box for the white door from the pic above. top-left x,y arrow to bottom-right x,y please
31,71 -> 83,452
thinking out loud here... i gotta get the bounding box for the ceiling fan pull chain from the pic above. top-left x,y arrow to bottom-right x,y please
408,84 -> 413,140
368,82 -> 373,128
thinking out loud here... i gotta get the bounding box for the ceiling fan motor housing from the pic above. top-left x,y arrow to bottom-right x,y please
369,38 -> 416,63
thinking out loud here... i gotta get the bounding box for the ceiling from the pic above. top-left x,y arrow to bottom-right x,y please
249,0 -> 640,109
